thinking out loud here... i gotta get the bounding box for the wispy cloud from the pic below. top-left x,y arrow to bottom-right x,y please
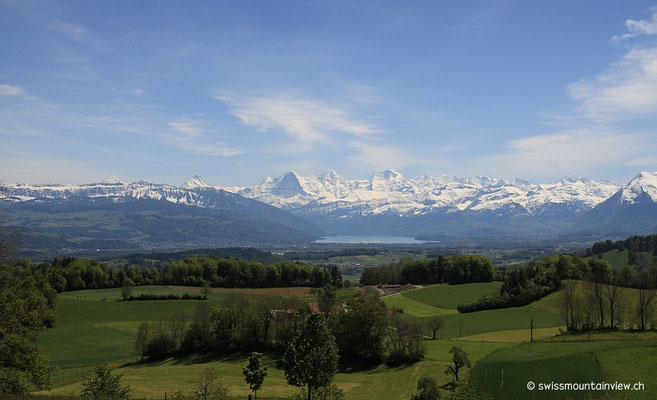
0,84 -> 24,96
626,156 -> 657,167
166,139 -> 244,157
217,93 -> 378,149
112,88 -> 144,96
611,6 -> 657,43
347,141 -> 412,171
567,47 -> 657,121
169,118 -> 200,136
481,129 -> 639,179
166,117 -> 243,156
49,21 -> 87,40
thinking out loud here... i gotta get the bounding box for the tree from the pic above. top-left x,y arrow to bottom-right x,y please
184,303 -> 214,352
387,311 -> 426,365
604,271 -> 623,329
167,312 -> 189,350
329,265 -> 343,288
201,283 -> 211,300
284,313 -> 339,400
427,316 -> 445,340
243,352 -> 267,400
444,346 -> 471,382
121,278 -> 135,300
135,322 -> 152,361
190,367 -> 230,400
559,280 -> 578,331
312,284 -> 337,316
0,263 -> 56,394
636,269 -> 656,330
588,259 -> 611,328
411,375 -> 440,400
80,362 -> 131,400
333,288 -> 388,364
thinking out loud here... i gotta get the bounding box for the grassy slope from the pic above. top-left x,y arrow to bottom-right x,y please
40,340 -> 513,400
402,282 -> 503,309
37,284 -> 656,400
382,294 -> 457,317
472,339 -> 657,400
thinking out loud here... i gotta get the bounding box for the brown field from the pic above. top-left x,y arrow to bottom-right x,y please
170,286 -> 313,297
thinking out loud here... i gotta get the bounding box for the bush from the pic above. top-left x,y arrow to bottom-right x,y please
288,384 -> 345,400
80,363 -> 130,400
411,375 -> 440,400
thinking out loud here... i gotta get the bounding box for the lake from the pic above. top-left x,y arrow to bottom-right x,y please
313,235 -> 437,244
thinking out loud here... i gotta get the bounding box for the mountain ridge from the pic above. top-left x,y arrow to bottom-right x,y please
2,170 -> 656,246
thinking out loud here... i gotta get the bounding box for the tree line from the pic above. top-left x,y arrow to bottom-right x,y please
559,265 -> 657,331
135,286 -> 439,369
8,256 -> 344,294
360,255 -> 494,286
457,252 -> 657,329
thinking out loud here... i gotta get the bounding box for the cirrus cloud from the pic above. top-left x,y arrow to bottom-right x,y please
216,93 -> 378,149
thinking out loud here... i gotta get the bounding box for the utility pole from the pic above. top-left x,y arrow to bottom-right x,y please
530,317 -> 534,343
459,319 -> 462,337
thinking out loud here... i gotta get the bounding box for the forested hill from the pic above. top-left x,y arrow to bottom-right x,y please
584,234 -> 657,269
0,197 -> 320,256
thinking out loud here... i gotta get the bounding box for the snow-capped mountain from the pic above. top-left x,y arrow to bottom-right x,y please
0,178 -> 322,251
228,169 -> 619,217
573,171 -> 657,238
3,170 -> 654,245
219,169 -> 624,241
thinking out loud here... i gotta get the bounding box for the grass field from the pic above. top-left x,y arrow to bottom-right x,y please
39,340 -> 513,400
459,326 -> 564,343
599,249 -> 630,270
382,293 -> 457,317
471,339 -> 657,400
402,282 -> 503,309
35,284 -> 657,399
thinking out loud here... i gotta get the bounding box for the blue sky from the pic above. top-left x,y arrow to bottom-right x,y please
1,0 -> 657,186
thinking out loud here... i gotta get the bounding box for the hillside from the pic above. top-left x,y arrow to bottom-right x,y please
0,197 -> 318,255
584,234 -> 657,269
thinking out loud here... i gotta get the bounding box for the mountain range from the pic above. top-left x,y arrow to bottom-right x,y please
1,170 -> 657,252
0,178 -> 322,254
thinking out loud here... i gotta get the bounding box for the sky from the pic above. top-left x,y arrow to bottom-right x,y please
1,0 -> 657,186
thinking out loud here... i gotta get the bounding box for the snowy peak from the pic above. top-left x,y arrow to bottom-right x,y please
224,169 -> 621,218
618,171 -> 657,204
271,171 -> 309,198
185,175 -> 211,189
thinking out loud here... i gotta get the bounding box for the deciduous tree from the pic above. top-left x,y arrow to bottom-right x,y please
444,346 -> 471,382
243,352 -> 267,400
284,313 -> 339,400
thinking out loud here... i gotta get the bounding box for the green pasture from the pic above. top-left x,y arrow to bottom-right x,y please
459,326 -> 564,343
39,340 -> 511,400
35,284 -> 657,399
472,339 -> 656,400
382,293 -> 457,317
402,282 -> 503,309
436,304 -> 563,339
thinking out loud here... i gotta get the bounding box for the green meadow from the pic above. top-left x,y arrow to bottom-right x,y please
401,282 -> 503,309
35,282 -> 657,399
